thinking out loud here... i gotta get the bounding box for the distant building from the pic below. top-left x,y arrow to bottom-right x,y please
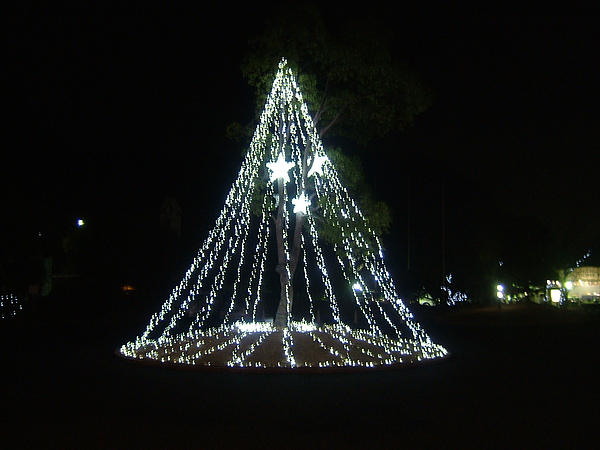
566,266 -> 600,303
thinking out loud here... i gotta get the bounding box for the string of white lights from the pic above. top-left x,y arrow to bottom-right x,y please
249,194 -> 272,320
282,328 -> 297,367
306,214 -> 340,323
308,331 -> 348,364
300,233 -> 315,323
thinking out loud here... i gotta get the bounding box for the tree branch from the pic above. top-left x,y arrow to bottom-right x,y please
313,77 -> 330,126
319,103 -> 348,138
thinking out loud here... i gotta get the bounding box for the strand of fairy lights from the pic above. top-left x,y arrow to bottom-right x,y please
306,213 -> 341,322
282,328 -> 297,367
143,165 -> 250,337
302,237 -> 321,323
313,156 -> 429,341
249,193 -> 272,320
301,233 -> 315,323
308,331 -> 348,364
222,192 -> 253,323
314,160 -> 380,330
163,108 -> 267,336
329,327 -> 386,363
227,331 -> 269,367
246,105 -> 279,321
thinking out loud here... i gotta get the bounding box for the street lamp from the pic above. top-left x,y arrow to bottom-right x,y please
496,284 -> 504,299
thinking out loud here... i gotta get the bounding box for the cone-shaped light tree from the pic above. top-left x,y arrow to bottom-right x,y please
118,59 -> 447,369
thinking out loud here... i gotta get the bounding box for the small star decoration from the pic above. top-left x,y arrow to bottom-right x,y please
307,154 -> 328,178
267,153 -> 295,183
291,192 -> 312,214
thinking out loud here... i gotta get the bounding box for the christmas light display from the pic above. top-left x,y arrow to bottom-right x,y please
117,59 -> 448,370
442,274 -> 469,305
0,294 -> 24,319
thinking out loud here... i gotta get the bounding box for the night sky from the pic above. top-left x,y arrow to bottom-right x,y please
4,1 -> 599,296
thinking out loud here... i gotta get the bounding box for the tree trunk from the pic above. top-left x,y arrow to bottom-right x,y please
274,211 -> 304,328
273,177 -> 290,328
273,141 -> 312,328
287,212 -> 304,316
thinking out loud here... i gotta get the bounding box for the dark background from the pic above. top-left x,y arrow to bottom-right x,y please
2,301 -> 600,448
2,3 -> 599,446
3,1 -> 599,301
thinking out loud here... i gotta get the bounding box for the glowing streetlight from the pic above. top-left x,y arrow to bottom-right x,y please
496,284 -> 504,299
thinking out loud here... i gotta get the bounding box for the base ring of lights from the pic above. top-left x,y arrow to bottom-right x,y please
117,321 -> 449,371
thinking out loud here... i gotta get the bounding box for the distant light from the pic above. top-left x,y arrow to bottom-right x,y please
77,219 -> 85,227
496,284 -> 504,299
352,283 -> 363,292
565,281 -> 573,291
550,289 -> 561,303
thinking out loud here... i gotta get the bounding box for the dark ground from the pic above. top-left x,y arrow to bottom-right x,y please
2,292 -> 599,449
